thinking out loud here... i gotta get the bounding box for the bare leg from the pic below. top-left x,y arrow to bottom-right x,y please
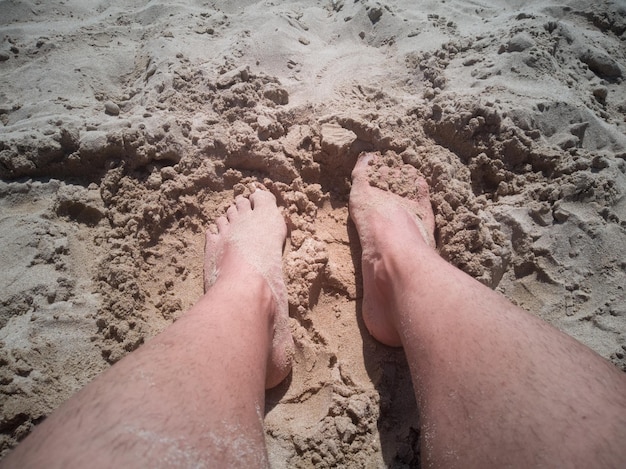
2,190 -> 294,469
350,153 -> 626,468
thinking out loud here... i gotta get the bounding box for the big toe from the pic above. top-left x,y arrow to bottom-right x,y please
351,152 -> 375,183
250,189 -> 277,209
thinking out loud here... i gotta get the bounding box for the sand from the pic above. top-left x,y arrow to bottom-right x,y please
1,0 -> 625,466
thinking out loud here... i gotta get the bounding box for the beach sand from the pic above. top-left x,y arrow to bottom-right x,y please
1,0 -> 625,466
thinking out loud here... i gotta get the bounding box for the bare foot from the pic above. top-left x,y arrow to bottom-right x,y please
205,189 -> 294,388
349,153 -> 436,346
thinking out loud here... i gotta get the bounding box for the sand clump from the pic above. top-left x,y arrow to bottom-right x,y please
1,0 -> 626,466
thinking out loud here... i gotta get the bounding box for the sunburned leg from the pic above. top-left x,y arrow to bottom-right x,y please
2,190 -> 294,469
350,153 -> 626,468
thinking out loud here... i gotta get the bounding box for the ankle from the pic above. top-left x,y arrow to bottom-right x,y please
369,222 -> 435,299
207,262 -> 276,318
363,225 -> 424,303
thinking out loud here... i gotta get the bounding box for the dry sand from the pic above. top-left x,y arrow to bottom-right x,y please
1,0 -> 625,466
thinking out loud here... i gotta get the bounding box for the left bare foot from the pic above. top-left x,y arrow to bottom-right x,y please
205,190 -> 294,388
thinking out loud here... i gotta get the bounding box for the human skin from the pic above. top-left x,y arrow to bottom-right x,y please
4,154 -> 626,468
1,190 -> 293,468
349,152 -> 626,468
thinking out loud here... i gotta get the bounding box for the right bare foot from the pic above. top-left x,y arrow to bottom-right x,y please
349,153 -> 436,346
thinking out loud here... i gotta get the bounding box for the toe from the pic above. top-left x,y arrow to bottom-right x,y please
235,195 -> 252,213
216,215 -> 229,232
205,230 -> 220,251
351,152 -> 375,182
250,189 -> 277,209
226,205 -> 238,221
